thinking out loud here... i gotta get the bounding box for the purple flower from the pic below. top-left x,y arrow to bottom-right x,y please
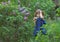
24,16 -> 28,21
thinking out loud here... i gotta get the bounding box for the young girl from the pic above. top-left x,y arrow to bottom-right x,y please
33,9 -> 47,37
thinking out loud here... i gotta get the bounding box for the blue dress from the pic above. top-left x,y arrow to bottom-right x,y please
33,18 -> 47,36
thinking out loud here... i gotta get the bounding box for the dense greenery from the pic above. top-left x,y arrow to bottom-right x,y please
0,0 -> 60,42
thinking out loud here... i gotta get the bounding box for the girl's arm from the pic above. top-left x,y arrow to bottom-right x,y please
33,17 -> 37,23
40,14 -> 46,24
42,19 -> 46,24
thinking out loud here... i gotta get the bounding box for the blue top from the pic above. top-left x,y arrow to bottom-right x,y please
35,18 -> 46,27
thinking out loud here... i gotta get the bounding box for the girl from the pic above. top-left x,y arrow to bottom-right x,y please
33,9 -> 47,37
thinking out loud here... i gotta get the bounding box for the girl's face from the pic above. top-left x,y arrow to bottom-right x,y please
36,14 -> 40,17
36,10 -> 43,17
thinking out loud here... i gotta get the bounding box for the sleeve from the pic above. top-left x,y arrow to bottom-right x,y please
42,19 -> 46,24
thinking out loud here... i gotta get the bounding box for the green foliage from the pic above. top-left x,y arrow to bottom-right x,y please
56,7 -> 60,16
0,0 -> 60,42
0,0 -> 8,2
20,0 -> 56,19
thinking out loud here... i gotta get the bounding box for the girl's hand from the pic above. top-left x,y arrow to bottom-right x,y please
33,17 -> 37,20
40,13 -> 44,19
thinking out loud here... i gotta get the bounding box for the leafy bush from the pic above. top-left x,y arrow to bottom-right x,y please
0,0 -> 60,42
56,7 -> 60,16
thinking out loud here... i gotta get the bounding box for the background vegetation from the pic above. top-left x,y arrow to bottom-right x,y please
0,0 -> 60,42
